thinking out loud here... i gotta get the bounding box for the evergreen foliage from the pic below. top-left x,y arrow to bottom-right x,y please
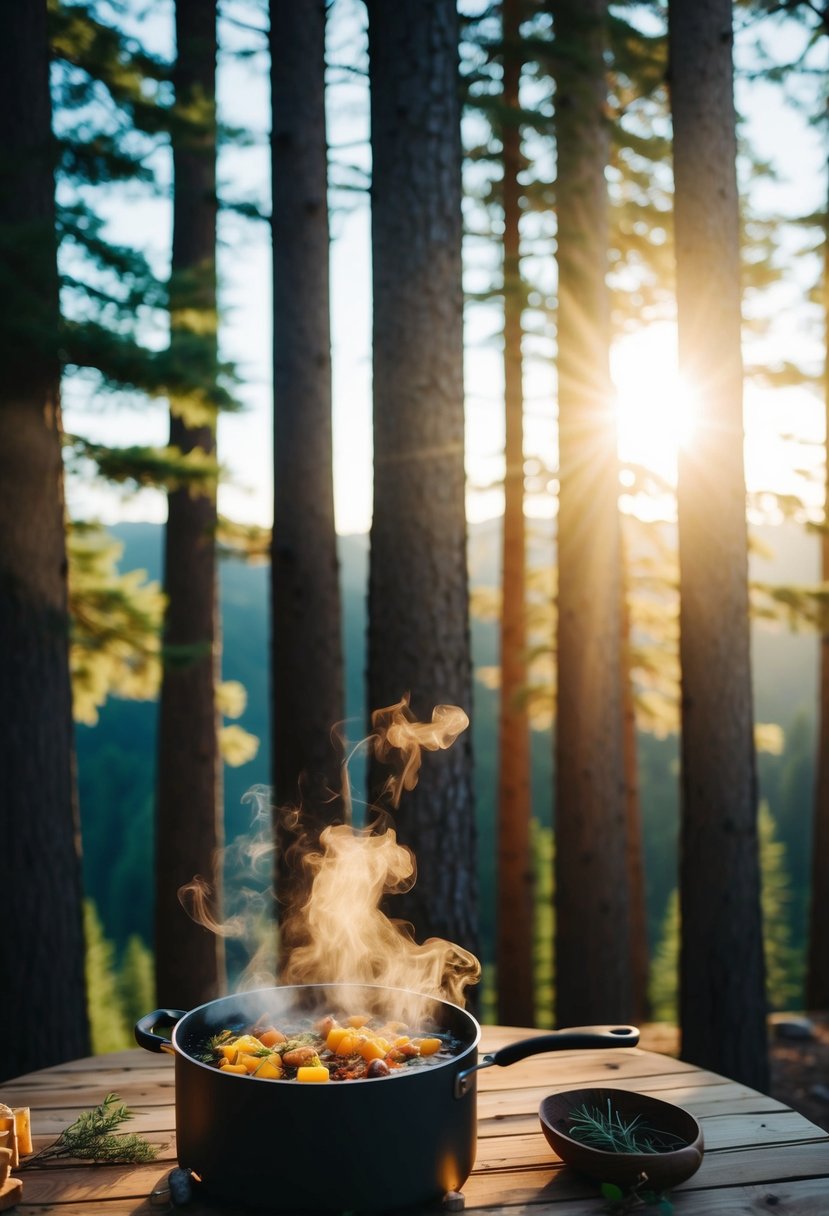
118,935 -> 156,1030
84,900 -> 132,1052
68,522 -> 163,724
84,901 -> 157,1052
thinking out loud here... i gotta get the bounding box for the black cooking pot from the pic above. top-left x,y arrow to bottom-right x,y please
136,983 -> 638,1212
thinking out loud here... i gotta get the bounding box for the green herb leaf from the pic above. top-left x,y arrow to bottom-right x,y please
29,1093 -> 161,1165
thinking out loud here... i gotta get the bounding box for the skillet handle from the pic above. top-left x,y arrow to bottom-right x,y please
491,1025 -> 639,1067
135,1008 -> 186,1054
454,1025 -> 639,1098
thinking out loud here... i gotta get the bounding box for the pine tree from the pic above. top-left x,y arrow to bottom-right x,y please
365,0 -> 478,953
550,0 -> 633,1026
270,0 -> 344,937
0,0 -> 90,1081
670,0 -> 768,1089
808,105 -> 829,1012
155,0 -> 225,1010
496,0 -> 536,1028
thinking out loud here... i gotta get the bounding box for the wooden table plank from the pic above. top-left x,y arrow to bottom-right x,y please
463,1139 -> 829,1207
461,1177 -> 829,1215
476,1076 -> 788,1134
2,1037 -> 828,1214
13,1175 -> 829,1216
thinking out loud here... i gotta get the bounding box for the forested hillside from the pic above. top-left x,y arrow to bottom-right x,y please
77,517 -> 819,1003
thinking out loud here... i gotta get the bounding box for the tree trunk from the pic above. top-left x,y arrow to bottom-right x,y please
497,0 -> 535,1027
551,0 -> 633,1026
669,0 -> 768,1088
270,0 -> 344,937
0,0 -> 89,1078
365,0 -> 478,954
806,156 -> 829,1012
155,0 -> 224,1009
620,533 -> 650,1022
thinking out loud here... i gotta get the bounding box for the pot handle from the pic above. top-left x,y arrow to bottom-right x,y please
135,1009 -> 187,1054
454,1025 -> 639,1098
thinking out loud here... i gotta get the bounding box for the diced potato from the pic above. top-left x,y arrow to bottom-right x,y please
329,1028 -> 361,1055
237,1053 -> 265,1074
253,1059 -> 283,1079
358,1038 -> 386,1062
414,1037 -> 443,1056
219,1045 -> 238,1063
345,1014 -> 370,1028
13,1109 -> 32,1156
326,1026 -> 349,1052
296,1065 -> 330,1083
219,1062 -> 248,1074
393,1035 -> 411,1047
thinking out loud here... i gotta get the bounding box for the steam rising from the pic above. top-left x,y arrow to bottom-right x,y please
282,822 -> 479,1012
177,697 -> 480,1011
371,699 -> 470,808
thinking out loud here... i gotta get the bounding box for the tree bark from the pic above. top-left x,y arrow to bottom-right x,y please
806,156 -> 829,1012
620,533 -> 650,1022
0,0 -> 89,1078
270,0 -> 344,930
155,0 -> 224,1009
551,0 -> 633,1026
497,0 -> 535,1027
669,0 -> 768,1088
365,0 -> 478,954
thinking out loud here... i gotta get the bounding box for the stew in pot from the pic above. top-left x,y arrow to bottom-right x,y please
198,1010 -> 463,1082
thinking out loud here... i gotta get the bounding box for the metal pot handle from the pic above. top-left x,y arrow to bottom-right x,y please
454,1024 -> 639,1098
135,1008 -> 187,1054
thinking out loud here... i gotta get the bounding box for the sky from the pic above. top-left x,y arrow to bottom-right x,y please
62,0 -> 828,539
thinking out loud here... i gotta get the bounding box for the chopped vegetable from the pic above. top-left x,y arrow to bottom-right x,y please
296,1065 -> 330,1083
203,1011 -> 460,1082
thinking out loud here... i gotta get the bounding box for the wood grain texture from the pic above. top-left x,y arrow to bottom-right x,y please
1,1034 -> 827,1213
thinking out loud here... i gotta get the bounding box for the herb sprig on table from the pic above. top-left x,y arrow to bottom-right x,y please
28,1093 -> 161,1164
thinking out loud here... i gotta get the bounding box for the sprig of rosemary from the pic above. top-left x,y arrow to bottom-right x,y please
28,1093 -> 161,1164
568,1100 -> 686,1155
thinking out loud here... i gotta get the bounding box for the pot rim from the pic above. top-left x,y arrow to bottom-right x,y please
170,981 -> 482,1083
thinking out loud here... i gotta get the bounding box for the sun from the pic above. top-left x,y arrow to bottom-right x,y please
611,323 -> 697,481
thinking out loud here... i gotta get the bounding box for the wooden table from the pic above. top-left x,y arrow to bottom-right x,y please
2,1027 -> 829,1214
